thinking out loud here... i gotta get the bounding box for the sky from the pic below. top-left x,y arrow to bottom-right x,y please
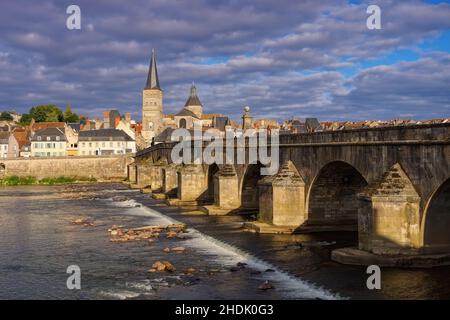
0,0 -> 449,122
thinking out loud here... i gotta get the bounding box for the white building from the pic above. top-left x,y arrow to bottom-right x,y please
78,129 -> 135,156
30,127 -> 67,157
0,132 -> 9,158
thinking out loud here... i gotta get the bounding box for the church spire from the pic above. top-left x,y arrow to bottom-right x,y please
185,82 -> 202,107
145,49 -> 160,90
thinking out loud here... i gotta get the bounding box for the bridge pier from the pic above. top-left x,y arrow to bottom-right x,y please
258,162 -> 306,227
127,163 -> 137,185
136,164 -> 152,189
168,164 -> 207,207
358,163 -> 421,255
330,163 -> 448,267
200,165 -> 241,215
214,165 -> 240,210
149,165 -> 163,192
161,164 -> 178,197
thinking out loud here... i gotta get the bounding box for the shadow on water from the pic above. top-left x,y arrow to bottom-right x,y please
135,194 -> 450,300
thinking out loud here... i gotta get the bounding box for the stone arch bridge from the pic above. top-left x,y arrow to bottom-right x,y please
129,123 -> 449,257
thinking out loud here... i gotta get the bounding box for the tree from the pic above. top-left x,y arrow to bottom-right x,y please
63,104 -> 80,123
29,105 -> 63,122
0,111 -> 13,121
19,114 -> 33,126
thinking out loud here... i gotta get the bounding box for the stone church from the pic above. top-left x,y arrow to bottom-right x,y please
141,49 -> 233,148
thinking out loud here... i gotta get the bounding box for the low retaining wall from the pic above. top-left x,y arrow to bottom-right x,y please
0,155 -> 134,181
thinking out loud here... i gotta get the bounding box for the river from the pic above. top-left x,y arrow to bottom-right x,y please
0,183 -> 449,300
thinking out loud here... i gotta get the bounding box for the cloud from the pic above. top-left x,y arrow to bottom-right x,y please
0,0 -> 449,122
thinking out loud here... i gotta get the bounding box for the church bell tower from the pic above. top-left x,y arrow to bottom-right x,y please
142,49 -> 163,145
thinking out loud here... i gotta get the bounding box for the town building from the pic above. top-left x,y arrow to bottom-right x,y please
7,133 -> 19,158
13,129 -> 31,158
78,129 -> 136,156
30,127 -> 67,157
0,132 -> 10,158
31,121 -> 78,156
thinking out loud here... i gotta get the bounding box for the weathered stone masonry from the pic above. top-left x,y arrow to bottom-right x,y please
132,123 -> 450,256
0,155 -> 133,181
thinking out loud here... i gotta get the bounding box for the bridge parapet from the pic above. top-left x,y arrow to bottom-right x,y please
280,123 -> 450,145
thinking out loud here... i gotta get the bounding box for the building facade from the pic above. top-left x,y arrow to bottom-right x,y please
30,128 -> 67,157
78,129 -> 136,156
0,132 -> 9,158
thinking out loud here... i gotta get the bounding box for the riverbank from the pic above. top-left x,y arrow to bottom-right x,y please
0,175 -> 97,186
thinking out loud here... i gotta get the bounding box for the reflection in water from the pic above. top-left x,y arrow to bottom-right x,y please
0,184 -> 449,300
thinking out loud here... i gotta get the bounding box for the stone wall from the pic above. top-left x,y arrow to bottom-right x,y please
0,155 -> 133,181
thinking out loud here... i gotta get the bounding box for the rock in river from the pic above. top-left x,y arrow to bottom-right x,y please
258,280 -> 274,290
152,260 -> 176,272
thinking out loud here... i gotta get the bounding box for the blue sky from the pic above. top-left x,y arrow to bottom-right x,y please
0,0 -> 449,122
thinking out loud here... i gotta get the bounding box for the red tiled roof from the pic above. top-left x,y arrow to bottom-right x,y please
13,130 -> 30,148
31,122 -> 65,131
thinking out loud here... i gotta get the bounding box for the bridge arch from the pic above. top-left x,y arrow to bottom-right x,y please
306,161 -> 369,226
421,177 -> 450,253
240,162 -> 265,211
205,163 -> 220,204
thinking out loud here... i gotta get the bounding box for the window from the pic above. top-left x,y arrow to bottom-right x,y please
56,136 -> 60,141
37,136 -> 41,141
47,137 -> 50,141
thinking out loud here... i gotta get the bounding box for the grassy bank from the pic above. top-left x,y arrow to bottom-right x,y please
0,176 -> 97,186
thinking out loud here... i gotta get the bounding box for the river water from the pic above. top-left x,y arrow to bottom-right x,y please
0,184 -> 449,300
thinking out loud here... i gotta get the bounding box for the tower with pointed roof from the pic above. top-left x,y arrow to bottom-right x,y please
184,83 -> 203,119
142,49 -> 163,144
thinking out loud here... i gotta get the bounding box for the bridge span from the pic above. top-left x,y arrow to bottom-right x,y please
129,123 -> 449,261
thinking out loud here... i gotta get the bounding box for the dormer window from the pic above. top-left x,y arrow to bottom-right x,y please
46,137 -> 51,141
56,136 -> 60,141
37,136 -> 42,141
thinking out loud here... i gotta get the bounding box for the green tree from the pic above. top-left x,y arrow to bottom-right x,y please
0,111 -> 13,121
63,104 -> 80,123
19,113 -> 33,126
29,105 -> 63,122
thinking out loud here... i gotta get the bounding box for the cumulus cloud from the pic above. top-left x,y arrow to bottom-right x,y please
0,0 -> 449,121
